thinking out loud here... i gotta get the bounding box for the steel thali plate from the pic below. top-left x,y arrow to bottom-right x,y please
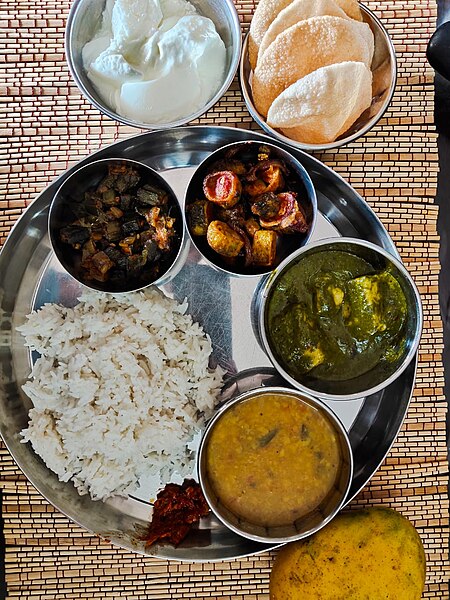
0,126 -> 416,561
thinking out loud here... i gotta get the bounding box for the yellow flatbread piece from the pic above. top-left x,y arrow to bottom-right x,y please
252,15 -> 374,117
258,0 -> 350,64
267,61 -> 373,144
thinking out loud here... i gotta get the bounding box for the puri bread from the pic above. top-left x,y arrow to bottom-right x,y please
258,0 -> 350,63
252,16 -> 374,117
267,61 -> 372,144
333,0 -> 362,21
249,0 -> 293,69
249,0 -> 362,69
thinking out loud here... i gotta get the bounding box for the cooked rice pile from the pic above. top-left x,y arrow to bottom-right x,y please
19,289 -> 224,501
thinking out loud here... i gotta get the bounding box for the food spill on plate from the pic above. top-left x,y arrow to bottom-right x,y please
82,0 -> 226,123
187,144 -> 312,270
58,162 -> 179,287
266,249 -> 408,381
248,0 -> 374,144
19,288 -> 224,502
205,391 -> 342,527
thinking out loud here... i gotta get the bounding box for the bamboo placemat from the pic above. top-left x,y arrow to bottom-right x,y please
1,0 -> 449,597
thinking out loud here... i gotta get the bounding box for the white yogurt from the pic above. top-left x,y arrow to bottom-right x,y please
82,0 -> 227,124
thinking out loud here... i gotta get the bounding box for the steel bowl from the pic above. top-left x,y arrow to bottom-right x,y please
184,140 -> 317,277
65,0 -> 241,129
255,238 -> 422,400
48,158 -> 187,293
197,386 -> 353,543
239,3 -> 397,151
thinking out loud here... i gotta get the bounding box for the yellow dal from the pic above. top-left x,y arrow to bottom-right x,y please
206,393 -> 341,527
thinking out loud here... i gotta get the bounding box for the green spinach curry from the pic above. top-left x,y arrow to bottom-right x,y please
266,250 -> 408,381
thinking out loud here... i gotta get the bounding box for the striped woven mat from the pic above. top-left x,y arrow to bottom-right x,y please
1,0 -> 449,597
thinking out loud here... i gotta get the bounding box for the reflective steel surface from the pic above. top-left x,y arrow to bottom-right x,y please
0,126 -> 416,561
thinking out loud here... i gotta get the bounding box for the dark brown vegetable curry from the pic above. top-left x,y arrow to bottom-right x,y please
58,163 -> 179,287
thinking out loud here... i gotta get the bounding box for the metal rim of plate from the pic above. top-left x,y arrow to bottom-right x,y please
0,126 -> 417,562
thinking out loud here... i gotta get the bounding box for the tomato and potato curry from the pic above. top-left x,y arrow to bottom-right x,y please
187,145 -> 312,271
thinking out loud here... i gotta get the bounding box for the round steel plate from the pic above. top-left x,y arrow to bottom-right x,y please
0,126 -> 416,561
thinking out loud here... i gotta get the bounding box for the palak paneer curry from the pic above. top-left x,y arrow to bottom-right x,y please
205,392 -> 342,527
266,249 -> 408,382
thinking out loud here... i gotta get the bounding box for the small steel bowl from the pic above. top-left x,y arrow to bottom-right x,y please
239,3 -> 397,151
49,158 -> 186,293
65,0 -> 241,129
255,238 -> 423,400
184,140 -> 317,277
197,386 -> 353,543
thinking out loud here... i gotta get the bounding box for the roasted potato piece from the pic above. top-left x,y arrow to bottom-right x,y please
270,507 -> 426,600
187,200 -> 214,236
203,171 -> 242,208
252,229 -> 277,267
207,220 -> 244,258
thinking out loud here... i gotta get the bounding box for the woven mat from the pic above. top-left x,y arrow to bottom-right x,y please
1,0 -> 449,597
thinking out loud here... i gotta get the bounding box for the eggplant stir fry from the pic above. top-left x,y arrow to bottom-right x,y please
187,146 -> 310,269
58,163 -> 178,286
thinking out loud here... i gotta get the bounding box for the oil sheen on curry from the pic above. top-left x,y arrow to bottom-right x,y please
205,392 -> 341,527
266,249 -> 408,381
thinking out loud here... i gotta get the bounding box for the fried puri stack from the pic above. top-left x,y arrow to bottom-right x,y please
249,0 -> 363,69
258,0 -> 350,60
249,0 -> 374,144
267,61 -> 373,144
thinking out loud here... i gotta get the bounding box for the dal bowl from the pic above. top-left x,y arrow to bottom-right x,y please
184,140 -> 317,277
49,158 -> 186,293
255,238 -> 422,400
239,3 -> 397,151
65,0 -> 241,129
197,386 -> 353,543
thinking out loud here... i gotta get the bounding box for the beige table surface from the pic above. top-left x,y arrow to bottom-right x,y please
1,0 -> 449,597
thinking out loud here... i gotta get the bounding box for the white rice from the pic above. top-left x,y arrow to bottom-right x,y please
18,288 -> 224,501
